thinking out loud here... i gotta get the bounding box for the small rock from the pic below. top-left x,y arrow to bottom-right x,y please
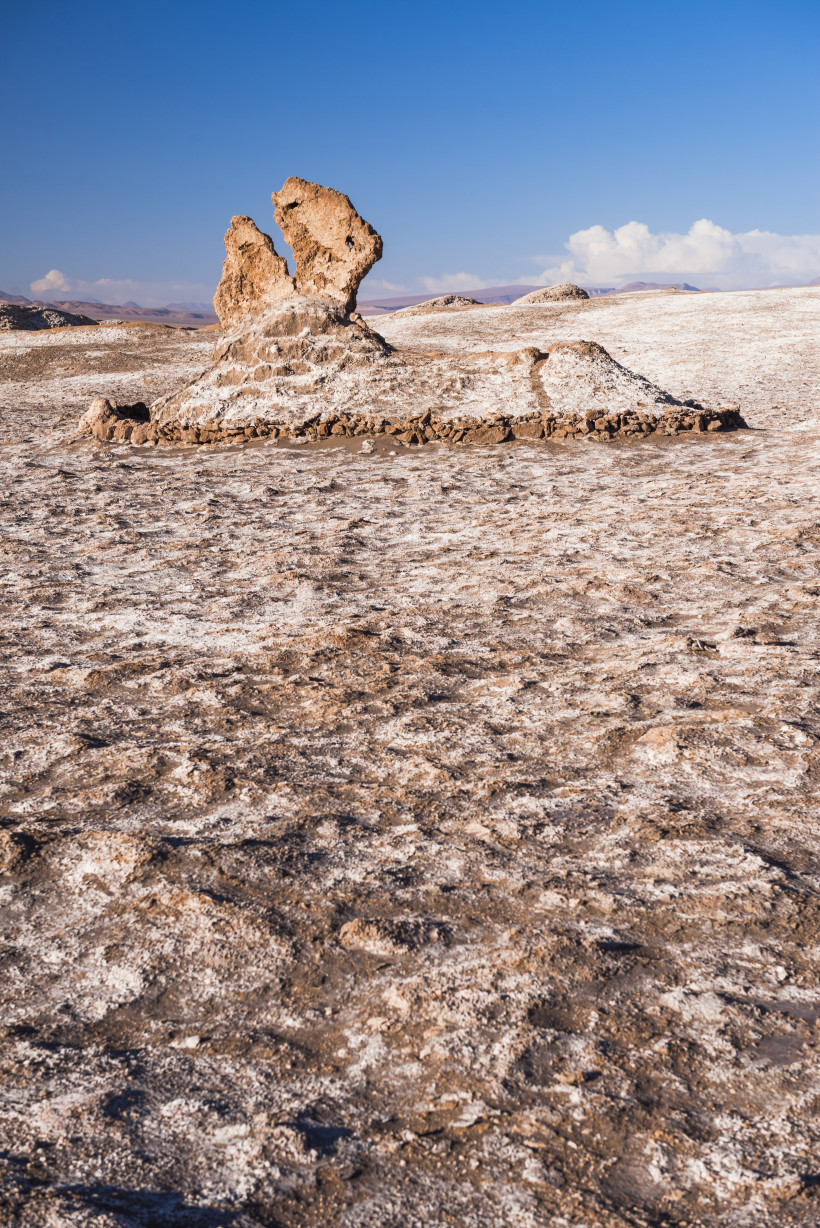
464,425 -> 511,445
512,421 -> 544,440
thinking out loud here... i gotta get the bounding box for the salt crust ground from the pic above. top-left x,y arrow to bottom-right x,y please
1,288 -> 819,1227
372,286 -> 820,433
143,298 -> 711,443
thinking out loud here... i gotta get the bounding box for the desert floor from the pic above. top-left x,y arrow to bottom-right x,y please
1,287 -> 819,1227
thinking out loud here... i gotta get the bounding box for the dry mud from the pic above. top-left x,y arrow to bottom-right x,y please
1,288 -> 820,1227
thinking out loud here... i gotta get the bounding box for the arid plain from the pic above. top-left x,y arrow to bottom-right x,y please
1,285 -> 819,1226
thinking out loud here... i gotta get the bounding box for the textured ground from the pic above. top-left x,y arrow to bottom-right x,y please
1,289 -> 819,1227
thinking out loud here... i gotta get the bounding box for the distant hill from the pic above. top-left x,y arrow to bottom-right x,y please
357,285 -> 543,315
0,302 -> 99,331
357,281 -> 707,314
47,299 -> 218,327
0,290 -> 217,328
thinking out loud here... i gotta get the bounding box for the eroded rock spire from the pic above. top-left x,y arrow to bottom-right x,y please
213,216 -> 295,328
212,178 -> 382,327
272,177 -> 383,313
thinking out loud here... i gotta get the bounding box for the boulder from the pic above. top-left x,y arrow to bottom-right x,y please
79,398 -> 150,442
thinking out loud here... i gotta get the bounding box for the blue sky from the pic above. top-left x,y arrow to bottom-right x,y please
2,0 -> 818,305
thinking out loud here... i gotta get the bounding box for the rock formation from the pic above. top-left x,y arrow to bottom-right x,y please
1,302 -> 98,330
212,178 -> 382,329
78,397 -> 150,442
272,177 -> 383,313
81,178 -> 744,446
514,283 -> 590,304
212,216 -> 296,327
395,295 -> 482,315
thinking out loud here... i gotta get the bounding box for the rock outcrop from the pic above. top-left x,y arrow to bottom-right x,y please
212,178 -> 382,329
1,302 -> 98,330
78,397 -> 150,442
395,295 -> 482,315
272,177 -> 383,313
83,178 -> 743,446
513,283 -> 590,304
213,216 -> 296,327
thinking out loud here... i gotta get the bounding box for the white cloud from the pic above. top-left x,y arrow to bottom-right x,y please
530,219 -> 820,290
362,277 -> 409,293
418,272 -> 494,293
30,268 -> 72,293
29,272 -> 216,309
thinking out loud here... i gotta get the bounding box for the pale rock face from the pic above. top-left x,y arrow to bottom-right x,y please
537,340 -> 670,416
151,297 -> 395,431
272,176 -> 383,312
213,216 -> 296,327
514,283 -> 589,304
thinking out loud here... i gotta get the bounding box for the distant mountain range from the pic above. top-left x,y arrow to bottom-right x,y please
0,291 -> 218,328
356,279 -> 820,313
603,281 -> 701,294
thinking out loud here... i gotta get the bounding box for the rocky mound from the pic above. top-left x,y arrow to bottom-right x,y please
1,301 -> 98,330
394,294 -> 482,315
513,283 -> 590,304
80,178 -> 743,446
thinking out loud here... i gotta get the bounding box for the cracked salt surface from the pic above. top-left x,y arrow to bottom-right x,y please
0,291 -> 819,1226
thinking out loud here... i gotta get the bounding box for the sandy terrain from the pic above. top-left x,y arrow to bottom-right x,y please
1,287 -> 819,1227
